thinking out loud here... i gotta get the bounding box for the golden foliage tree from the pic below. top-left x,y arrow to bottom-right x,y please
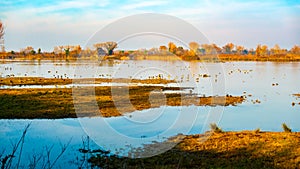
290,45 -> 300,54
223,43 -> 234,54
261,45 -> 268,56
175,46 -> 185,56
236,45 -> 244,54
168,42 -> 177,54
189,42 -> 199,53
201,44 -> 210,54
271,44 -> 281,55
256,44 -> 269,56
256,44 -> 262,56
159,45 -> 167,51
212,44 -> 222,54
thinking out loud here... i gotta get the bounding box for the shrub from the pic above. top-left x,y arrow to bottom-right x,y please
210,123 -> 223,133
282,123 -> 292,133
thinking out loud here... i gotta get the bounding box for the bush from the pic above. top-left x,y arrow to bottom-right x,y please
282,123 -> 292,133
210,123 -> 223,133
254,128 -> 260,133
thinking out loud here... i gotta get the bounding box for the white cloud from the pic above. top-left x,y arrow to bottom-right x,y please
120,0 -> 168,10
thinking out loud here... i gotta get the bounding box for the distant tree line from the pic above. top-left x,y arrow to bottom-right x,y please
1,41 -> 300,61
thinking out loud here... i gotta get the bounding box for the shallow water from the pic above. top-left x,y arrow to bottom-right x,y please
1,60 -> 300,167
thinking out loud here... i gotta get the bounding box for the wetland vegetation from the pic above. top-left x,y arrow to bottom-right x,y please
0,79 -> 244,118
83,129 -> 300,169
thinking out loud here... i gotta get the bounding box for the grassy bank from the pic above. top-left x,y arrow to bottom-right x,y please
0,77 -> 175,86
1,52 -> 300,62
0,86 -> 244,119
87,131 -> 300,169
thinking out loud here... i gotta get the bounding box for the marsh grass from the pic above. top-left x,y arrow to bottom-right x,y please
1,124 -> 299,168
210,123 -> 223,133
282,123 -> 292,133
0,86 -> 244,119
254,128 -> 261,133
0,77 -> 175,86
86,131 -> 300,169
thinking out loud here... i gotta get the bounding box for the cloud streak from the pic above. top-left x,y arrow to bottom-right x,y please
120,0 -> 168,10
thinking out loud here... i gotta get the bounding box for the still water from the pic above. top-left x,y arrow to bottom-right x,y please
1,60 -> 300,167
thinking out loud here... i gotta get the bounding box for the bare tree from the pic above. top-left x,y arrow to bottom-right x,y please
0,20 -> 4,52
0,21 -> 4,40
94,42 -> 117,55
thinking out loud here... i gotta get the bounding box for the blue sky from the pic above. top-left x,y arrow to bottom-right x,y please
0,0 -> 299,51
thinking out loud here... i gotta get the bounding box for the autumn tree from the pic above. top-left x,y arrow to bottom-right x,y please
72,45 -> 81,57
189,42 -> 199,53
0,20 -> 4,52
53,45 -> 81,57
236,45 -> 244,55
81,47 -> 95,57
256,44 -> 268,56
201,44 -> 215,55
223,43 -> 234,54
261,45 -> 268,56
290,45 -> 300,54
20,46 -> 34,55
94,42 -> 117,55
270,44 -> 281,55
53,46 -> 63,54
175,46 -> 185,56
256,44 -> 263,56
249,48 -> 255,55
159,45 -> 167,51
168,42 -> 177,54
212,44 -> 222,54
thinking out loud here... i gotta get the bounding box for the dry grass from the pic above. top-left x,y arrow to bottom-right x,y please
1,52 -> 300,62
0,77 -> 175,86
0,86 -> 244,119
88,131 -> 300,168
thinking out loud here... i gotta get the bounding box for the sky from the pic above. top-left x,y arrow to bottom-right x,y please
0,0 -> 299,52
